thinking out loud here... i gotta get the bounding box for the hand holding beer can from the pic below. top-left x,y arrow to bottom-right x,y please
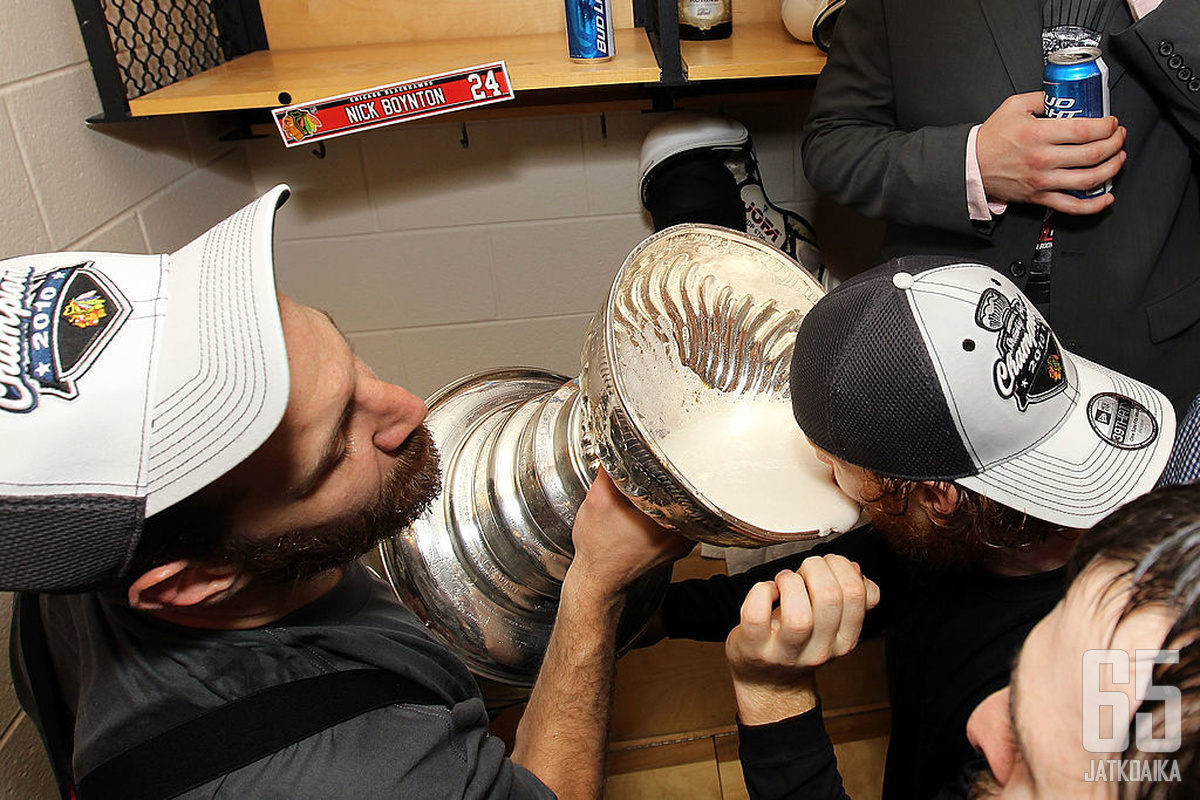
1044,46 -> 1112,198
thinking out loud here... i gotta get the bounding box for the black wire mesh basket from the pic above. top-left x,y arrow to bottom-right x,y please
71,0 -> 267,121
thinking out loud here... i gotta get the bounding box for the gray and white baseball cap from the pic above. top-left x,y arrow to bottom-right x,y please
0,185 -> 292,591
791,255 -> 1176,528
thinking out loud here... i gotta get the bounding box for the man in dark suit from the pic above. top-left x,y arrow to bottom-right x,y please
801,0 -> 1200,415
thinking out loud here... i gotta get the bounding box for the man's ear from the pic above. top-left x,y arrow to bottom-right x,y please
915,480 -> 960,521
127,560 -> 240,611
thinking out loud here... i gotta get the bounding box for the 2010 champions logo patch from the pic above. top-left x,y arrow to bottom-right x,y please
974,287 -> 1066,411
0,262 -> 130,413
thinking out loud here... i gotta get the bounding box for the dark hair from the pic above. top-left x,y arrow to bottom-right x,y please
868,474 -> 1067,549
124,480 -> 246,586
1067,483 -> 1200,799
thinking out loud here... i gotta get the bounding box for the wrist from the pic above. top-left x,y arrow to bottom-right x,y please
560,566 -> 628,618
732,671 -> 819,726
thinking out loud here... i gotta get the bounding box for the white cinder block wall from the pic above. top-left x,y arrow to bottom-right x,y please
245,101 -> 813,399
2,3 -> 835,798
1,1 -> 257,795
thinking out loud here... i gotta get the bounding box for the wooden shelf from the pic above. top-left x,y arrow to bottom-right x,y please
124,16 -> 825,119
682,21 -> 826,81
128,29 -> 661,117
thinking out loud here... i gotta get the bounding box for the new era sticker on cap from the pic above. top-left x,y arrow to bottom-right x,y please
1088,393 -> 1159,450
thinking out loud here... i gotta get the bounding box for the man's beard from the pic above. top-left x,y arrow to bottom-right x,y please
870,507 -> 992,570
224,425 -> 442,584
966,768 -> 1000,799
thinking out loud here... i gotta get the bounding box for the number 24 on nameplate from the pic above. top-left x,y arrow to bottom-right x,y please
468,70 -> 504,100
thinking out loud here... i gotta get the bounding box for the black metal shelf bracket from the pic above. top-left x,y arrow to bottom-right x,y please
634,0 -> 688,86
70,0 -> 268,124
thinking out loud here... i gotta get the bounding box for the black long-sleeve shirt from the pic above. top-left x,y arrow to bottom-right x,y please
737,703 -> 989,800
665,526 -> 1064,799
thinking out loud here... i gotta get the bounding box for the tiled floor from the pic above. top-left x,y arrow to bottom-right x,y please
491,548 -> 892,798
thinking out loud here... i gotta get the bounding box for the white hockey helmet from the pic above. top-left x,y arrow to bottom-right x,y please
780,0 -> 845,52
638,112 -> 825,280
638,112 -> 750,233
638,112 -> 750,203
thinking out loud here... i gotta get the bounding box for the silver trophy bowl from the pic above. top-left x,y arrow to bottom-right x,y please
380,225 -> 861,687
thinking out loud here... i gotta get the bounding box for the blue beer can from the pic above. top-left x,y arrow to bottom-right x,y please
1044,46 -> 1111,197
565,0 -> 615,63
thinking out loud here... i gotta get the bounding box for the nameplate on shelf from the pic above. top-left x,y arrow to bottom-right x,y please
272,61 -> 514,147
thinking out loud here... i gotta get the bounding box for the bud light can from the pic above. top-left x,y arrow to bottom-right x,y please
565,0 -> 615,63
1044,46 -> 1111,197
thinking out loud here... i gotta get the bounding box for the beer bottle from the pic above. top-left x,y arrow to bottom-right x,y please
678,0 -> 732,40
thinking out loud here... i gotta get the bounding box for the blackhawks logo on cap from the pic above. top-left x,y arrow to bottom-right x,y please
62,290 -> 108,328
975,287 -> 1066,411
0,262 -> 130,413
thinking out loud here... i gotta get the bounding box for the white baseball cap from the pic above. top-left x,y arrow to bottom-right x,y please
791,256 -> 1176,528
0,185 -> 292,591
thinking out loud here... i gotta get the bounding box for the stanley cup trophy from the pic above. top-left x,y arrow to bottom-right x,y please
378,224 -> 862,694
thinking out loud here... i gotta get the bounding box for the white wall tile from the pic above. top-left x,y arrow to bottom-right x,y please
273,228 -> 498,333
395,314 -> 593,399
0,716 -> 57,800
246,136 -> 377,241
0,0 -> 87,87
67,211 -> 147,254
582,110 -> 658,217
784,91 -> 822,219
363,117 -> 589,231
345,330 -> 405,387
0,109 -> 49,258
137,150 -> 255,253
4,66 -> 192,247
490,215 -> 652,318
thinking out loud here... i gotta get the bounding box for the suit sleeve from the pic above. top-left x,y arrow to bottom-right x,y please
1112,0 -> 1200,150
800,0 -> 981,236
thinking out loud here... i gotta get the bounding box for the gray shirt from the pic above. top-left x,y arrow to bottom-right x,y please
35,562 -> 555,799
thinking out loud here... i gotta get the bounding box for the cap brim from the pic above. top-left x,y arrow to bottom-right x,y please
143,184 -> 292,516
958,352 -> 1176,528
